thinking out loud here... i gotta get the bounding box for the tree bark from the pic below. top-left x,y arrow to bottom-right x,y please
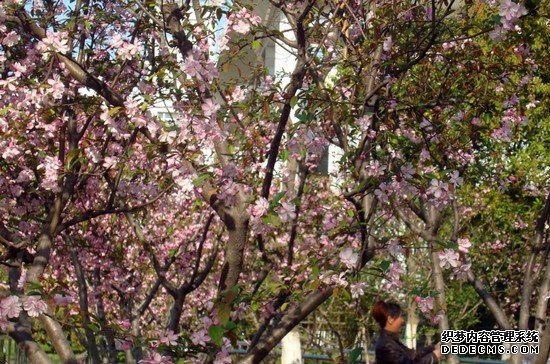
166,293 -> 186,333
281,328 -> 303,364
243,287 -> 333,364
10,324 -> 54,364
70,246 -> 100,363
218,212 -> 249,302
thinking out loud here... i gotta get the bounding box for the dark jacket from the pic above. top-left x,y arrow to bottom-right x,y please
375,329 -> 437,364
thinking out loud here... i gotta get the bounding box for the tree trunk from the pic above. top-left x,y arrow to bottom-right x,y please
10,325 -> 54,364
281,328 -> 302,364
166,293 -> 186,333
243,288 -> 333,364
405,304 -> 419,350
70,246 -> 100,364
429,245 -> 459,364
218,212 -> 249,301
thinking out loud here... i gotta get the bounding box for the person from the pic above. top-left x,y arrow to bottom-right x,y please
371,300 -> 441,364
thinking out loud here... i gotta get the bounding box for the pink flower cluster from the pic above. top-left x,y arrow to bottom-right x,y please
0,296 -> 21,330
339,247 -> 358,269
110,34 -> 142,61
227,8 -> 261,35
415,296 -> 434,315
37,156 -> 62,193
0,295 -> 48,331
438,244 -> 471,280
490,0 -> 528,40
36,31 -> 69,57
382,262 -> 404,291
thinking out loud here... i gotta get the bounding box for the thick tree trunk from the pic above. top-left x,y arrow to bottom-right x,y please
281,328 -> 303,364
405,304 -> 419,350
429,249 -> 459,364
166,293 -> 186,333
243,288 -> 333,364
10,325 -> 54,364
70,247 -> 100,364
218,213 -> 249,300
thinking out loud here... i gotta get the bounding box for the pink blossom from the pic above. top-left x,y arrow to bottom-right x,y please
190,329 -> 210,346
278,202 -> 296,222
47,77 -> 65,99
110,34 -> 141,61
356,115 -> 372,132
364,160 -> 385,178
53,294 -> 73,307
117,40 -> 141,61
248,197 -> 269,218
11,62 -> 28,78
339,247 -> 358,269
374,183 -> 390,203
388,262 -> 404,279
230,86 -> 246,103
214,348 -> 232,364
103,156 -> 118,170
499,0 -> 527,30
115,338 -> 132,351
452,262 -> 471,280
229,8 -> 261,35
350,282 -> 367,298
231,302 -> 248,321
36,31 -> 69,57
438,249 -> 460,269
22,296 -> 47,317
37,156 -> 62,193
457,238 -> 471,253
182,56 -> 202,78
16,168 -> 34,183
415,296 -> 434,315
1,140 -> 20,160
201,99 -> 220,118
427,179 -> 448,199
0,296 -> 22,319
2,31 -> 20,46
449,171 -> 463,186
160,330 -> 179,346
382,277 -> 403,291
218,180 -> 239,206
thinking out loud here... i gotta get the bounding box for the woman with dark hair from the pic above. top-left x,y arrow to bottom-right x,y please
372,301 -> 441,364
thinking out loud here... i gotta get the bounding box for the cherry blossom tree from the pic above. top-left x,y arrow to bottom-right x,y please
0,0 -> 547,363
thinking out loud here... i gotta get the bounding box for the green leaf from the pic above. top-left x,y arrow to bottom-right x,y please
217,303 -> 231,326
380,260 -> 391,271
65,148 -> 81,169
262,213 -> 281,227
270,191 -> 286,208
311,265 -> 320,279
108,107 -> 121,116
208,325 -> 224,347
252,40 -> 261,50
290,96 -> 298,108
348,347 -> 362,363
446,241 -> 459,250
224,321 -> 237,331
25,281 -> 44,294
280,149 -> 290,161
88,323 -> 100,333
193,174 -> 210,187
